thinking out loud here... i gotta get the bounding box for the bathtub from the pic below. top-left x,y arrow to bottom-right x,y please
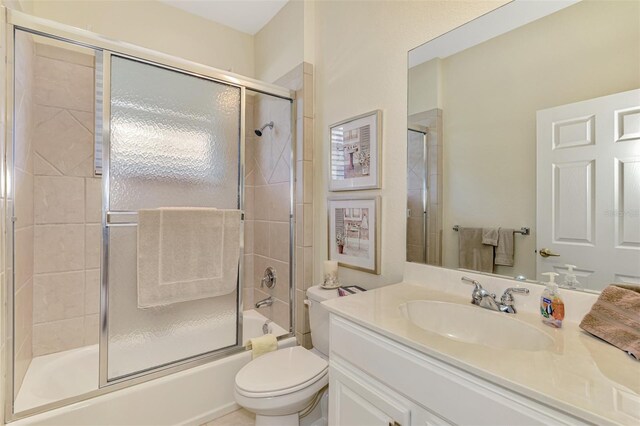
12,309 -> 294,425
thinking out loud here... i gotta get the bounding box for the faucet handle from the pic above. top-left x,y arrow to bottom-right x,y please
461,276 -> 482,290
500,287 -> 530,304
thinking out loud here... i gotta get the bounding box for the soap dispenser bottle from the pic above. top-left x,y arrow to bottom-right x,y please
562,264 -> 581,289
540,272 -> 565,328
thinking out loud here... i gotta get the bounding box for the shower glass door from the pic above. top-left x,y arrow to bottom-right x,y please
103,55 -> 243,382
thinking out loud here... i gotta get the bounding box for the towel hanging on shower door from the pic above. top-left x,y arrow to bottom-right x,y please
137,207 -> 241,308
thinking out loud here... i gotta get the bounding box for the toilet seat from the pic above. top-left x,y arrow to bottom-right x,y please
235,347 -> 328,398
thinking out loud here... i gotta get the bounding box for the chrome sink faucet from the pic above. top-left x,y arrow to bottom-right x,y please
461,277 -> 529,314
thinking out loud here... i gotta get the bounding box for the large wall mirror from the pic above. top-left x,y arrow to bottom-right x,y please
407,0 -> 640,292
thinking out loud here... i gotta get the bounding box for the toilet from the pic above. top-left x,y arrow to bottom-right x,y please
234,286 -> 339,426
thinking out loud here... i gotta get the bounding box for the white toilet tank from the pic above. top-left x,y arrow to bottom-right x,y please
306,286 -> 340,357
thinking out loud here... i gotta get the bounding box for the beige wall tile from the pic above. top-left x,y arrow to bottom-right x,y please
34,224 -> 84,273
295,247 -> 304,291
269,222 -> 290,262
254,221 -> 269,257
68,110 -> 94,134
243,220 -> 254,255
14,333 -> 33,396
296,204 -> 303,247
83,314 -> 99,346
33,271 -> 84,323
14,168 -> 34,228
67,156 -> 95,178
34,154 -> 62,176
85,178 -> 102,223
295,160 -> 303,202
303,204 -> 313,247
302,160 -> 313,204
254,186 -> 269,221
36,43 -> 95,68
269,182 -> 291,222
243,254 -> 254,289
303,62 -> 313,75
15,226 -> 34,288
85,268 -> 100,315
303,73 -> 313,119
272,298 -> 290,331
269,154 -> 290,184
33,317 -> 84,356
33,108 -> 93,175
304,247 -> 314,289
14,278 -> 33,350
34,56 -> 94,112
303,117 -> 313,161
34,176 -> 85,224
296,114 -> 303,162
242,287 -> 254,311
85,224 -> 101,269
244,186 -> 254,220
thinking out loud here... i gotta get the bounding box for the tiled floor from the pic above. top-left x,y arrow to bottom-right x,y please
202,408 -> 255,426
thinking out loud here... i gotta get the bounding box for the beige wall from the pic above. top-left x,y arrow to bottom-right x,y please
22,0 -> 255,77
439,0 -> 640,279
408,58 -> 442,116
312,0 -> 507,288
254,0 -> 304,84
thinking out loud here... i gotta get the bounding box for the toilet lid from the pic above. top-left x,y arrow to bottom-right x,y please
236,347 -> 328,395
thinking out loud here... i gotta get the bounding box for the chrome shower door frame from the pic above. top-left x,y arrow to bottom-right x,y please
3,7 -> 297,422
99,51 -> 247,387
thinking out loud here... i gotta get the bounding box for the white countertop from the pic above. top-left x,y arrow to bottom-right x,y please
323,279 -> 640,425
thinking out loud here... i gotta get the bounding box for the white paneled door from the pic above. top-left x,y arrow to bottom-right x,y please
537,89 -> 640,291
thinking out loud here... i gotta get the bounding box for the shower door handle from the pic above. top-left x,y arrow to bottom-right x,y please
105,211 -> 138,226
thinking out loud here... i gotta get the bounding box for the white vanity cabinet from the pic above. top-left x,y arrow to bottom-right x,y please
328,314 -> 588,426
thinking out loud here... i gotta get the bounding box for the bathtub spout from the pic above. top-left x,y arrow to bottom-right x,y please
255,296 -> 274,309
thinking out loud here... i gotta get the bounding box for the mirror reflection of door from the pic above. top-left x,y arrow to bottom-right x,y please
536,89 -> 640,291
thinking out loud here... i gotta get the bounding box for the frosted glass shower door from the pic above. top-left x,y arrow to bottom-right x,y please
104,55 -> 242,381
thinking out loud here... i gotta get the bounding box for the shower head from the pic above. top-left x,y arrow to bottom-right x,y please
255,121 -> 274,137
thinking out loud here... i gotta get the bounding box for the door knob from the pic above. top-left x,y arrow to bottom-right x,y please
539,248 -> 560,258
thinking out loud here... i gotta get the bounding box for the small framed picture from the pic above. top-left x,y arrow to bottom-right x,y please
328,196 -> 381,274
329,110 -> 382,191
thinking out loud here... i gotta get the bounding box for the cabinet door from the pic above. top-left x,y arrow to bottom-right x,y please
330,360 -> 412,426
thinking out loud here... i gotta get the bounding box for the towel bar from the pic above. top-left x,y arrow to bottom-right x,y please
105,210 -> 245,227
452,225 -> 530,236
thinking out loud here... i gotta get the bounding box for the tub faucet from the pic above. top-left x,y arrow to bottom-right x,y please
255,296 -> 273,309
460,276 -> 529,314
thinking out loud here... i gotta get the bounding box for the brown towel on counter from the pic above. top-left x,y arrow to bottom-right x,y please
458,227 -> 494,273
579,284 -> 640,360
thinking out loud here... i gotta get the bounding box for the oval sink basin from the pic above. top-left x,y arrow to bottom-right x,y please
399,300 -> 554,352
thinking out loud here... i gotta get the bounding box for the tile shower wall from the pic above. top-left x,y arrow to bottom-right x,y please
13,30 -> 36,395
424,109 -> 443,266
30,44 -> 99,356
250,90 -> 293,331
407,130 -> 425,263
243,62 -> 314,346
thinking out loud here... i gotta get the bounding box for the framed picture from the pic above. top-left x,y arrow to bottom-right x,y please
328,196 -> 381,274
329,110 -> 382,191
